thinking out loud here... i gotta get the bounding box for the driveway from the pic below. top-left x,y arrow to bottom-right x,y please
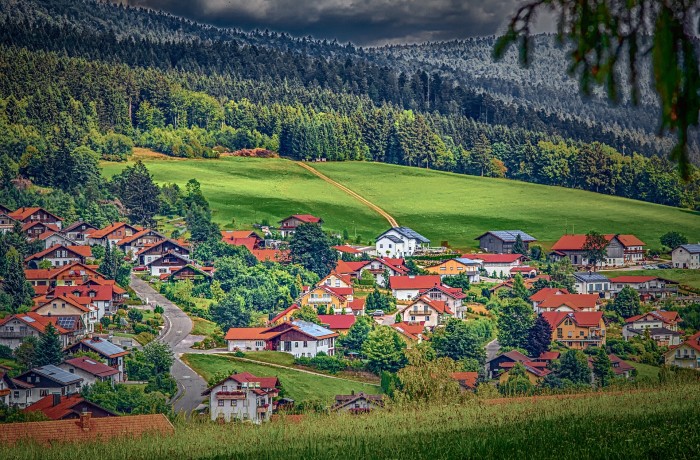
129,275 -> 208,414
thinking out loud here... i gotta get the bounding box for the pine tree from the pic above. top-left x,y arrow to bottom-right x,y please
592,347 -> 615,388
525,314 -> 552,358
512,234 -> 526,255
3,247 -> 34,313
511,274 -> 530,301
99,243 -> 119,280
36,323 -> 64,367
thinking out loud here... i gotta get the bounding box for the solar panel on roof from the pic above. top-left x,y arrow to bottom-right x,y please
56,317 -> 76,329
22,316 -> 35,323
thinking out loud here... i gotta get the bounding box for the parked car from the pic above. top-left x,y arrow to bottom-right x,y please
657,263 -> 672,269
133,266 -> 147,272
642,264 -> 658,270
369,310 -> 385,317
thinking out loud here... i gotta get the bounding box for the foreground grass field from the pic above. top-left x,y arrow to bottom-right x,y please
4,383 -> 699,459
182,353 -> 379,403
102,156 -> 700,249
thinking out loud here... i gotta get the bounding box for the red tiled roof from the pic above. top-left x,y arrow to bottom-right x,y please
625,310 -> 680,325
419,284 -> 467,300
281,214 -> 322,225
404,296 -> 453,315
269,304 -> 300,324
511,266 -> 536,272
221,230 -> 260,240
326,287 -> 354,297
537,351 -> 561,361
451,372 -> 478,389
349,298 -> 365,311
63,357 -> 119,377
529,288 -> 570,302
21,221 -> 61,233
251,249 -> 290,263
542,311 -> 604,328
22,394 -> 116,420
391,322 -> 425,340
318,314 -> 356,330
222,237 -> 257,250
538,294 -> 599,310
469,253 -> 524,264
389,275 -> 441,290
53,285 -> 114,301
0,414 -> 173,446
25,244 -> 92,262
229,372 -> 280,390
609,276 -> 658,283
9,207 -> 63,222
342,261 -> 371,272
116,228 -> 163,246
614,234 -> 646,247
333,245 -> 362,254
88,222 -> 132,239
0,312 -> 69,334
552,234 -> 645,251
34,294 -> 92,313
224,327 -> 279,341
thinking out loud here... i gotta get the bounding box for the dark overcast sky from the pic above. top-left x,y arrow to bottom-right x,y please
131,0 -> 552,46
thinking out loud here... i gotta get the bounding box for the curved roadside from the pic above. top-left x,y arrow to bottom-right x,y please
296,161 -> 399,228
129,275 -> 208,414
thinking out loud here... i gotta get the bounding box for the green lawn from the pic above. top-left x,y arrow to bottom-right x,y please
602,269 -> 700,291
190,317 -> 221,337
182,353 -> 379,403
241,351 -> 296,366
626,360 -> 661,382
102,157 -> 700,250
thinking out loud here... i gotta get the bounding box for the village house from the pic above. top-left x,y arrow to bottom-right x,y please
204,372 -> 280,423
331,392 -> 383,413
550,234 -> 646,267
167,264 -> 213,283
375,227 -> 430,258
510,266 -> 538,278
32,294 -> 96,334
225,321 -> 338,358
0,313 -> 71,350
535,293 -> 600,314
221,230 -> 265,248
298,285 -> 365,315
23,394 -> 117,420
36,230 -> 78,250
317,315 -> 356,334
424,257 -> 481,283
485,350 -> 531,379
318,271 -> 353,288
9,207 -> 63,229
147,251 -> 190,276
278,214 -> 323,238
65,337 -> 129,382
542,311 -> 606,349
398,296 -> 453,328
622,311 -> 682,346
573,272 -> 611,299
389,275 -> 442,301
672,244 -> 700,269
61,221 -> 98,245
87,222 -> 141,247
417,284 -> 466,319
529,287 -> 570,309
52,280 -> 124,317
469,253 -> 525,277
664,332 -> 700,369
475,230 -> 537,254
24,262 -> 108,296
22,221 -> 61,239
137,238 -> 190,266
608,275 -> 679,299
58,357 -> 121,386
13,365 -> 83,407
607,354 -> 636,379
0,413 -> 174,446
116,229 -> 165,258
451,372 -> 479,391
0,212 -> 18,234
268,304 -> 300,326
1,367 -> 14,405
391,322 -> 425,343
25,244 -> 93,268
358,257 -> 409,286
498,361 -> 551,385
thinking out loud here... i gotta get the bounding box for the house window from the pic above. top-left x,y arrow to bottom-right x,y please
303,341 -> 307,347
40,389 -> 48,397
218,400 -> 225,407
222,386 -> 227,391
231,400 -> 236,406
294,342 -> 299,348
557,328 -> 563,339
410,316 -> 416,321
425,316 -> 430,321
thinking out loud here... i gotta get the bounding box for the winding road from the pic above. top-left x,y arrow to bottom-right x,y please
129,275 -> 208,414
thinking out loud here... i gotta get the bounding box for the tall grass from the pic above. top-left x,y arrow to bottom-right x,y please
3,382 -> 699,459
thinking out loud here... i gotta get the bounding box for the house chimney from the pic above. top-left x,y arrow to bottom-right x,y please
79,412 -> 92,432
53,393 -> 61,407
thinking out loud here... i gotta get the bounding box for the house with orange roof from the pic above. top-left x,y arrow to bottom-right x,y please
418,284 -> 467,318
318,314 -> 356,334
391,321 -> 425,343
0,413 -> 173,446
204,372 -> 280,423
298,285 -> 362,315
225,321 -> 338,358
550,234 -> 646,267
623,310 -> 682,346
268,304 -> 300,325
664,331 -> 700,369
9,207 -> 63,229
62,221 -> 98,245
0,211 -> 18,234
529,288 -> 571,309
51,262 -> 106,287
0,312 -> 72,350
542,311 -> 606,349
398,296 -> 453,328
33,294 -> 97,333
116,228 -> 165,258
609,275 -> 679,299
221,230 -> 264,248
87,222 -> 141,246
389,275 -> 442,301
137,238 -> 190,266
535,293 -> 600,314
318,271 -> 353,289
424,257 -> 481,282
498,361 -> 552,385
359,257 -> 409,287
451,372 -> 479,391
52,283 -> 123,318
250,248 -> 291,263
22,394 -> 117,420
469,253 -> 526,277
22,221 -> 61,239
278,214 -> 323,237
25,244 -> 93,268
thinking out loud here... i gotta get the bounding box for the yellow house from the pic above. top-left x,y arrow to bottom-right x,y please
317,272 -> 353,289
299,286 -> 348,313
32,294 -> 96,333
542,312 -> 606,349
425,258 -> 480,281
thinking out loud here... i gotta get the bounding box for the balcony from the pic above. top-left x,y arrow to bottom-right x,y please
216,391 -> 246,400
307,297 -> 331,304
0,331 -> 32,339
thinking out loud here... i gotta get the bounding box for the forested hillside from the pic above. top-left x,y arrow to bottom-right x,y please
0,0 -> 698,211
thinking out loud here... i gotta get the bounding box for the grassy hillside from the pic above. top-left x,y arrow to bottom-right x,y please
182,353 -> 379,403
102,156 -> 700,249
3,383 -> 699,459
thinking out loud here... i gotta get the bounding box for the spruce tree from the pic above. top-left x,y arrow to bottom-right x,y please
3,247 -> 34,313
592,347 -> 615,388
36,323 -> 64,367
512,234 -> 526,255
526,314 -> 552,358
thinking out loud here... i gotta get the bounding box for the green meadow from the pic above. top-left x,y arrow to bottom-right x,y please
3,383 -> 699,459
102,156 -> 700,249
182,353 -> 379,404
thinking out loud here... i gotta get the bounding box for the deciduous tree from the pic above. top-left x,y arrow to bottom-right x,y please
497,299 -> 535,350
289,223 -> 337,279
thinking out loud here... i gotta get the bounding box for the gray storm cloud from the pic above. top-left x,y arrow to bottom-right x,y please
130,0 -> 534,45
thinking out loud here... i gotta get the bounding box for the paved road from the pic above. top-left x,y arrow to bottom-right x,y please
485,339 -> 500,361
129,275 -> 208,414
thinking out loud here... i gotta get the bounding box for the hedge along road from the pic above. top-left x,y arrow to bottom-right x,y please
296,161 -> 399,228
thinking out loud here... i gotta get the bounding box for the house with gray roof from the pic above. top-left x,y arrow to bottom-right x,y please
672,244 -> 700,269
376,227 -> 430,258
65,337 -> 129,382
13,365 -> 83,407
573,272 -> 611,299
475,230 -> 537,254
